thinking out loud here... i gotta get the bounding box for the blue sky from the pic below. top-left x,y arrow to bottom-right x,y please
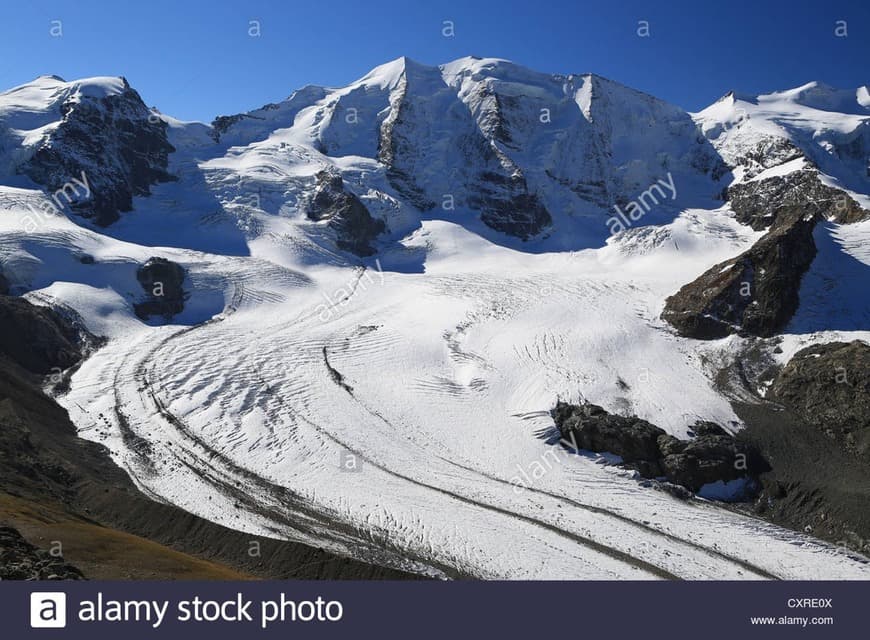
1,0 -> 867,121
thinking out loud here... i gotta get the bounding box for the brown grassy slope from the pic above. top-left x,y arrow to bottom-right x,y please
0,492 -> 253,580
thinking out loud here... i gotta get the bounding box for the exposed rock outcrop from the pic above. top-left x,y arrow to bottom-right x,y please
662,170 -> 869,339
768,341 -> 870,458
552,401 -> 769,498
473,179 -> 552,240
307,170 -> 385,256
714,135 -> 804,182
133,257 -> 187,321
210,113 -> 248,141
728,170 -> 868,229
20,78 -> 176,226
552,402 -> 664,465
0,296 -> 86,374
662,210 -> 818,338
0,526 -> 85,580
656,431 -> 769,494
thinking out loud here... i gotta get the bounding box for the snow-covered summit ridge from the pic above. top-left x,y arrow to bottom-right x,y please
0,72 -> 175,225
145,56 -> 725,249
694,80 -> 869,197
1,59 -> 867,249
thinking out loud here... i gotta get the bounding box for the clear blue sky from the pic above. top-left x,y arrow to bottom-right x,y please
1,0 -> 867,121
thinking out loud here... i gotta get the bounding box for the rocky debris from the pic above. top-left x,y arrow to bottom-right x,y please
306,170 -> 385,256
134,257 -> 186,321
735,396 -> 870,558
688,421 -> 729,437
641,479 -> 694,501
710,341 -> 870,555
0,526 -> 85,580
322,347 -> 353,394
552,401 -> 769,498
0,296 -> 85,374
21,78 -> 176,226
768,341 -> 870,459
662,170 -> 869,339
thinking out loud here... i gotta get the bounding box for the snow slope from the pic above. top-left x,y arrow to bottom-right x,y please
1,60 -> 869,579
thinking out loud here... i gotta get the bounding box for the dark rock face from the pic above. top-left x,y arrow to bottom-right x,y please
662,170 -> 868,339
662,212 -> 818,339
133,257 -> 186,321
474,182 -> 552,240
0,296 -> 84,374
307,170 -> 385,256
21,78 -> 176,226
728,170 -> 868,229
210,113 -> 248,141
0,271 -> 8,295
0,526 -> 85,580
768,341 -> 870,459
552,402 -> 665,464
552,401 -> 769,498
658,435 -> 769,493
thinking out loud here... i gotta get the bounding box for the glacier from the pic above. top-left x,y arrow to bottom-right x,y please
1,58 -> 868,579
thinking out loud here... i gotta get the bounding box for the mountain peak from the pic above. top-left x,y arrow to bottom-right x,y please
354,56 -> 431,89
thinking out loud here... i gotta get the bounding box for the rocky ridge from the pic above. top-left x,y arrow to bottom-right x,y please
551,402 -> 769,499
662,170 -> 869,338
17,77 -> 176,226
306,170 -> 386,256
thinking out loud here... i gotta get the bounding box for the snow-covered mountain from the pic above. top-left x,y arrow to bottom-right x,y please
1,57 -> 868,579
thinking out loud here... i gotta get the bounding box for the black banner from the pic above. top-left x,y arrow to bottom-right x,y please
6,580 -> 867,639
